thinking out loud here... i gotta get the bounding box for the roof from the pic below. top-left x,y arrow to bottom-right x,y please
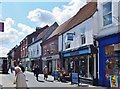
35,22 -> 58,41
49,2 -> 97,38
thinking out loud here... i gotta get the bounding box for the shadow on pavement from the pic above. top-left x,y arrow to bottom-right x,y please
37,80 -> 44,83
46,80 -> 54,82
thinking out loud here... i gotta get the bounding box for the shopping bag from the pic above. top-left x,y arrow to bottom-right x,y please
13,76 -> 16,84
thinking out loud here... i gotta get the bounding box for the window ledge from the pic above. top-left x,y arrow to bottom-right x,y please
103,23 -> 113,29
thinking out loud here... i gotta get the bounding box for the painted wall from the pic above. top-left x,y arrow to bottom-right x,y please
28,40 -> 42,59
60,13 -> 98,52
97,0 -> 119,38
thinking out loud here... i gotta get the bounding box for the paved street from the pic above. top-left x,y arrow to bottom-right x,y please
0,71 -> 109,89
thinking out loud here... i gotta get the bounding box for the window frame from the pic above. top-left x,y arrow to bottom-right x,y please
103,2 -> 112,26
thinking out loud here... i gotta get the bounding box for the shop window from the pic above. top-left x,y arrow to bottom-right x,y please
79,55 -> 93,79
105,43 -> 120,80
103,2 -> 112,26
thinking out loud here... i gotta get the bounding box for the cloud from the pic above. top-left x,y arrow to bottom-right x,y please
0,18 -> 24,44
27,9 -> 55,26
0,46 -> 10,57
0,18 -> 35,57
17,23 -> 35,34
27,0 -> 86,26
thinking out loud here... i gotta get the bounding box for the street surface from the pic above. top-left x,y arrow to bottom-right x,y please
0,71 -> 109,89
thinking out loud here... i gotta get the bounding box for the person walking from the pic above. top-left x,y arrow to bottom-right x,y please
32,64 -> 36,76
15,66 -> 28,89
19,62 -> 25,73
34,65 -> 40,81
43,65 -> 48,81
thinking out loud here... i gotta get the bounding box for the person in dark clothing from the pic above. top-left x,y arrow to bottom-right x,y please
34,65 -> 40,81
19,63 -> 25,73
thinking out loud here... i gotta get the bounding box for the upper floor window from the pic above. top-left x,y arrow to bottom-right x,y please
43,46 -> 47,56
32,37 -> 35,43
37,45 -> 39,55
80,27 -> 86,45
103,2 -> 112,26
65,42 -> 70,49
81,33 -> 86,44
50,42 -> 56,53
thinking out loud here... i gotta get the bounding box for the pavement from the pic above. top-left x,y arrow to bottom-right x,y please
0,71 -> 110,89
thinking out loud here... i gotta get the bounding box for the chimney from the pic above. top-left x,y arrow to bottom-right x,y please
87,0 -> 97,3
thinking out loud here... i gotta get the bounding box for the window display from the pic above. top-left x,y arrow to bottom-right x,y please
105,43 -> 120,80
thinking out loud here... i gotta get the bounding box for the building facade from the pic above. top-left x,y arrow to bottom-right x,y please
97,0 -> 120,87
42,35 -> 60,75
28,22 -> 58,72
20,25 -> 49,69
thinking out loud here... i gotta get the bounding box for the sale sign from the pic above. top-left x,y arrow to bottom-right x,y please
0,22 -> 4,32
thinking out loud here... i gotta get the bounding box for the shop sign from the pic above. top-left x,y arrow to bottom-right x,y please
71,73 -> 79,84
54,71 -> 58,80
110,75 -> 117,88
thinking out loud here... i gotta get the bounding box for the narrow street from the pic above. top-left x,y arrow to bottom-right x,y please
0,71 -> 109,89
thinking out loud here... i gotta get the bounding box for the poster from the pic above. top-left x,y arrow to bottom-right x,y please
110,75 -> 117,88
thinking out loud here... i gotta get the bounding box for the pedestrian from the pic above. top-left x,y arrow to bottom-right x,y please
34,65 -> 40,81
19,62 -> 25,73
15,66 -> 28,89
43,65 -> 48,81
10,65 -> 14,73
32,64 -> 36,76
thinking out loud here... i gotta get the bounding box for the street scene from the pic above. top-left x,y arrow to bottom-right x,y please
0,0 -> 120,89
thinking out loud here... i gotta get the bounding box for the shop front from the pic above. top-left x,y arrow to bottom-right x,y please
62,45 -> 98,85
98,33 -> 120,87
42,54 -> 60,75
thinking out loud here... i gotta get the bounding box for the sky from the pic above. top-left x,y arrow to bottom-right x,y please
0,0 -> 86,57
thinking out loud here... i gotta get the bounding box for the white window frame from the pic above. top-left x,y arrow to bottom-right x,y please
103,2 -> 112,26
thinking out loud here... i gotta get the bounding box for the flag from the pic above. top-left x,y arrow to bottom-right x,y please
0,22 -> 4,32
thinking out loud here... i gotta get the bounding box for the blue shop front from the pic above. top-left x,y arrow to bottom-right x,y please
62,45 -> 98,85
97,33 -> 120,87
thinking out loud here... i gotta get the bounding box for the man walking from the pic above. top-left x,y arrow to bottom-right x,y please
15,66 -> 28,89
34,65 -> 40,81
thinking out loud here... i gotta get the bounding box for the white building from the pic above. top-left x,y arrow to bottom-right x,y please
28,22 -> 58,72
58,2 -> 98,85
